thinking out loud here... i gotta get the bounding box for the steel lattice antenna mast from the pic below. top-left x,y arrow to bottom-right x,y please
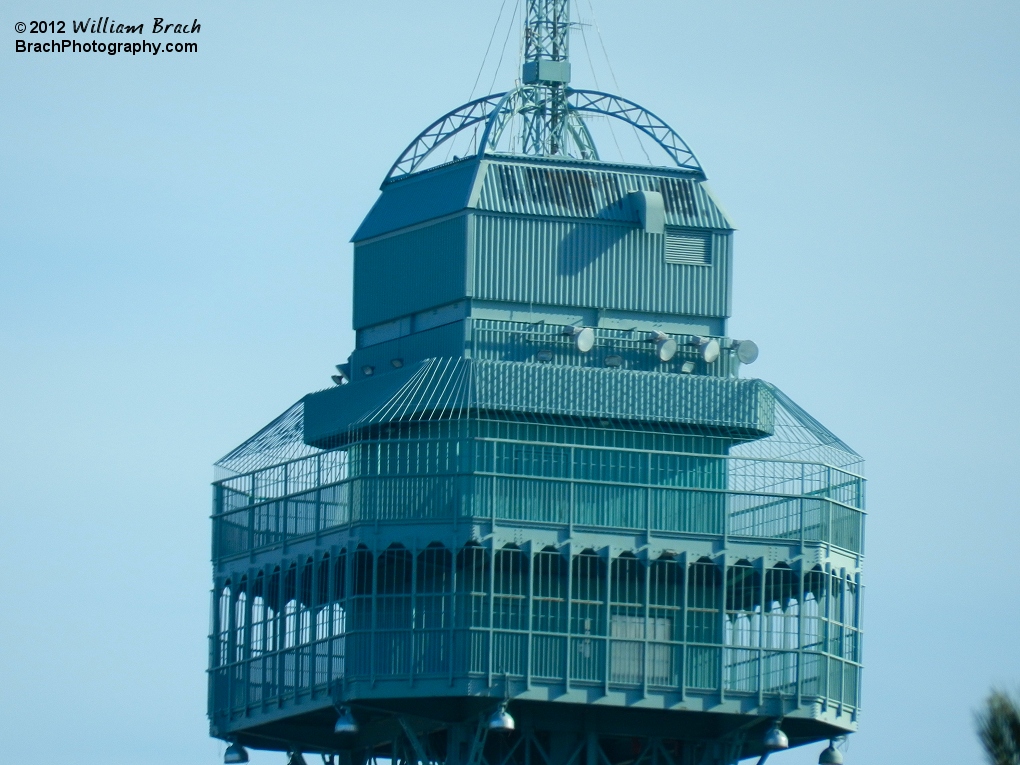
521,0 -> 571,155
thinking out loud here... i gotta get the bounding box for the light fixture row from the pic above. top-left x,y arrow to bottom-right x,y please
224,715 -> 842,764
330,332 -> 758,385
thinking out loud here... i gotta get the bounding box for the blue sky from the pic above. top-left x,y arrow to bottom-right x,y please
2,1 -> 1018,763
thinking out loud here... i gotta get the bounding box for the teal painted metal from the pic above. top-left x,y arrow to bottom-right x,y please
475,163 -> 732,229
353,216 -> 469,329
208,3 -> 864,764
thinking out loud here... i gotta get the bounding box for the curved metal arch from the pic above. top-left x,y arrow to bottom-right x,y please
478,86 -> 598,161
384,92 -> 508,184
384,87 -> 703,184
566,89 -> 703,172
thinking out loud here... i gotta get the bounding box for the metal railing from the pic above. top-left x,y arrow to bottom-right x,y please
213,439 -> 864,561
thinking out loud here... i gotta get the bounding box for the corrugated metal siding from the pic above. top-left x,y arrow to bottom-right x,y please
470,360 -> 772,434
354,216 -> 468,329
476,162 -> 733,230
472,215 -> 732,318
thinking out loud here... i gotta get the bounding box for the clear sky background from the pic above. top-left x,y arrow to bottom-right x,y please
1,1 -> 1018,763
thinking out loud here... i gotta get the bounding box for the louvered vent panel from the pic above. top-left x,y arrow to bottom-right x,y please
665,230 -> 711,265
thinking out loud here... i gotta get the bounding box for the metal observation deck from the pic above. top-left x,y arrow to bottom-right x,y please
208,3 -> 864,764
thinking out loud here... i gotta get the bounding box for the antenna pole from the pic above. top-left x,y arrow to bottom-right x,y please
521,0 -> 571,155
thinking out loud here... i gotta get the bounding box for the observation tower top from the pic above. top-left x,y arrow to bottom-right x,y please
384,0 -> 702,185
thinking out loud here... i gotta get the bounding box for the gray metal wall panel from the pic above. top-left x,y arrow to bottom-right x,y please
353,217 -> 469,329
471,215 -> 732,318
350,320 -> 466,377
352,159 -> 479,242
476,162 -> 733,229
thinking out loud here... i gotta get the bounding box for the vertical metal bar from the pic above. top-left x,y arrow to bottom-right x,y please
325,553 -> 334,697
315,455 -> 323,542
854,571 -> 863,716
795,560 -> 804,708
249,473 -> 257,560
283,463 -> 290,552
410,541 -> 418,687
757,559 -> 765,708
239,577 -> 253,715
370,544 -> 378,688
642,549 -> 650,698
488,540 -> 496,688
564,543 -> 572,691
678,551 -> 687,702
603,548 -> 611,695
449,541 -> 457,688
837,567 -> 847,714
569,446 -> 575,537
821,562 -> 830,709
718,559 -> 726,702
526,542 -> 534,691
226,580 -> 237,717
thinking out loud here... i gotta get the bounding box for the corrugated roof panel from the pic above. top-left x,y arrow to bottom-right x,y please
476,162 -> 733,229
302,357 -> 774,447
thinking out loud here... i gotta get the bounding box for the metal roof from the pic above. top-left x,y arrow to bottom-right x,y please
302,357 -> 774,447
352,157 -> 733,244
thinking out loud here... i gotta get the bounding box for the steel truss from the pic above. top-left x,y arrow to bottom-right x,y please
306,711 -> 758,765
383,90 -> 704,184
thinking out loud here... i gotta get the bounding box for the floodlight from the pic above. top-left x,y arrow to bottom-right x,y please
334,707 -> 359,735
391,358 -> 404,368
223,743 -> 249,764
762,722 -> 788,751
736,340 -> 759,364
818,741 -> 843,765
656,338 -> 677,362
361,365 -> 375,376
564,326 -> 595,353
332,363 -> 351,384
701,339 -> 720,364
604,355 -> 622,367
487,704 -> 515,732
537,350 -> 554,361
681,361 -> 696,374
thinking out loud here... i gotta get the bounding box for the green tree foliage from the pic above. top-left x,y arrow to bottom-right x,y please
977,690 -> 1020,765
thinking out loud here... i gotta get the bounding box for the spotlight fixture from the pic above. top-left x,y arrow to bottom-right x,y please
688,336 -> 720,364
223,742 -> 249,764
701,338 -> 720,364
361,365 -> 375,376
680,361 -> 696,374
333,707 -> 359,735
537,349 -> 554,362
487,704 -> 515,732
563,326 -> 596,353
332,363 -> 351,385
648,332 -> 677,362
736,339 -> 759,365
762,722 -> 788,752
391,358 -> 404,368
604,355 -> 623,367
818,741 -> 843,765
